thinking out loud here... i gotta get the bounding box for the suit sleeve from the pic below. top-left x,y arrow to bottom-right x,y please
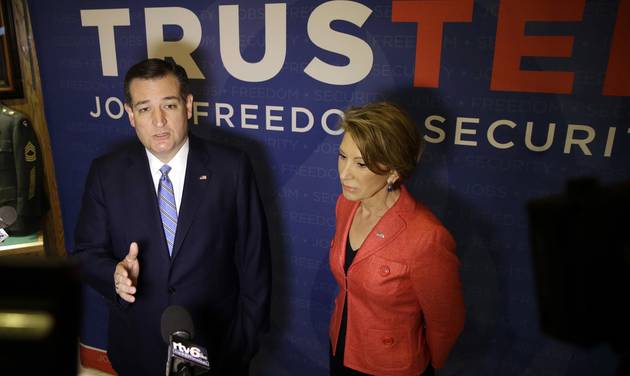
72,160 -> 119,304
410,225 -> 465,369
225,152 -> 271,363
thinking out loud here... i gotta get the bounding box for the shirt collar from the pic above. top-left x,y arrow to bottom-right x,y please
145,138 -> 190,174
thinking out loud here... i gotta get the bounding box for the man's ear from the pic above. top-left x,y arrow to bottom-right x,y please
124,103 -> 136,128
185,94 -> 194,120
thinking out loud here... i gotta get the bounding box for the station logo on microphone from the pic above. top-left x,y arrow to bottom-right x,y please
172,338 -> 210,368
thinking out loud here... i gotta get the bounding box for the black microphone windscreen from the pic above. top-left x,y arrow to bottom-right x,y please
0,206 -> 17,228
160,305 -> 194,344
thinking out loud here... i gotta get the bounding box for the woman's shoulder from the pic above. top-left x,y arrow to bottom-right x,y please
397,193 -> 455,252
397,189 -> 446,229
408,201 -> 445,228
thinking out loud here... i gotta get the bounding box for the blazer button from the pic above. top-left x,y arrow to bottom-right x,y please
168,287 -> 176,295
379,265 -> 390,276
382,336 -> 394,347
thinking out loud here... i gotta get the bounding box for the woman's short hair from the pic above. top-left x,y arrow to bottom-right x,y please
340,102 -> 423,185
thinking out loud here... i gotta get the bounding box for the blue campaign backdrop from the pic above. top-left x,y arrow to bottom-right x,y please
28,0 -> 629,375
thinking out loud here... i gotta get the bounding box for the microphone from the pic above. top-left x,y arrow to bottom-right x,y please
161,305 -> 210,376
0,206 -> 17,243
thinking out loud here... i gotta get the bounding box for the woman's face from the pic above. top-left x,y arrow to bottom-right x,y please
337,133 -> 390,202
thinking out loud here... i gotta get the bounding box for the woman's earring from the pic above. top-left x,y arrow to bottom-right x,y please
387,182 -> 393,192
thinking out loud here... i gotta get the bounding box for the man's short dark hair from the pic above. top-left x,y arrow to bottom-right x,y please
123,58 -> 190,104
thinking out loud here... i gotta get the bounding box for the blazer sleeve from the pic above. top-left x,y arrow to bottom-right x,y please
410,225 -> 465,369
224,152 -> 271,363
72,160 -> 119,304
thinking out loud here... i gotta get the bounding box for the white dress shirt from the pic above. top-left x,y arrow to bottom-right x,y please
145,139 -> 189,214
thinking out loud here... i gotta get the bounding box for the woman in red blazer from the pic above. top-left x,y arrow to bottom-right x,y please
329,102 -> 465,376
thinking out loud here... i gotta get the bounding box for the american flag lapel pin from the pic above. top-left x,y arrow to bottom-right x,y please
199,175 -> 208,180
376,231 -> 385,239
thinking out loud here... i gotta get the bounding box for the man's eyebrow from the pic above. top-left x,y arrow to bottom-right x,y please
133,96 -> 180,108
132,99 -> 150,108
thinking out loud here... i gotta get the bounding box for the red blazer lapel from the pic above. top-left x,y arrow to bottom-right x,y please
337,186 -> 417,268
333,199 -> 358,273
350,213 -> 406,267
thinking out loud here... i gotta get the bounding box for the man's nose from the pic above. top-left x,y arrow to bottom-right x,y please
153,108 -> 166,127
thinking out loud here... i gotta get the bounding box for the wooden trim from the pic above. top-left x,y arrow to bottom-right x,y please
4,0 -> 66,256
0,231 -> 44,256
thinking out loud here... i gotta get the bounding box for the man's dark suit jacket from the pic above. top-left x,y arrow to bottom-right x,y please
73,134 -> 271,375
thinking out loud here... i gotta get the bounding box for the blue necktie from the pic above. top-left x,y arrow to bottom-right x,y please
158,165 -> 177,256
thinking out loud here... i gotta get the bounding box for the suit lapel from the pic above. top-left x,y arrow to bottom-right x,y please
336,201 -> 359,272
348,187 -> 414,267
350,212 -> 406,267
170,136 -> 211,260
123,144 -> 171,265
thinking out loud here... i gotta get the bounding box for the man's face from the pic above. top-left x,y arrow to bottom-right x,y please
124,74 -> 193,163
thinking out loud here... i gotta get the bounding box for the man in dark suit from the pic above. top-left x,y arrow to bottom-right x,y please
73,58 -> 271,375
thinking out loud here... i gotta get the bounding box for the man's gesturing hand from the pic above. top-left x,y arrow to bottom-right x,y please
114,242 -> 140,303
